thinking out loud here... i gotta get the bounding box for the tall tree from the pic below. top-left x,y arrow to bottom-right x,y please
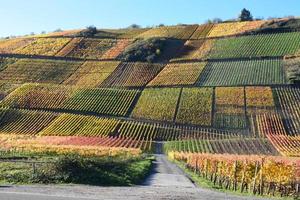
239,8 -> 253,21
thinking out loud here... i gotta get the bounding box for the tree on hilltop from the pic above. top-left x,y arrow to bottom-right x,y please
239,8 -> 253,21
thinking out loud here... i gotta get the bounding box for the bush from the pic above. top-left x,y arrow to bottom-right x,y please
77,26 -> 98,37
0,154 -> 152,186
118,38 -> 167,62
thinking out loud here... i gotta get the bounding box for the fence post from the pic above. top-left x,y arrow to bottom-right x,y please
32,163 -> 36,174
252,161 -> 259,195
259,158 -> 264,195
234,160 -> 238,191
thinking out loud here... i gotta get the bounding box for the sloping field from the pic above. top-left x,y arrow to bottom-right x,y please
176,88 -> 213,126
0,38 -> 35,53
63,61 -> 120,87
101,62 -> 165,87
196,58 -> 286,86
207,21 -> 265,38
148,62 -> 206,86
66,38 -> 118,59
132,88 -> 181,121
14,38 -> 71,56
40,113 -> 120,137
0,58 -> 83,84
209,32 -> 300,58
0,109 -> 58,135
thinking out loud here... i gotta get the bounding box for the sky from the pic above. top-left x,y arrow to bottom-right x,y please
0,0 -> 299,37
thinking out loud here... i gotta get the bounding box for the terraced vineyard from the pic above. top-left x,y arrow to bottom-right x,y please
62,87 -> 139,116
0,18 -> 300,198
164,138 -> 278,155
214,87 -> 247,129
148,62 -> 206,86
40,113 -> 120,137
66,38 -> 118,59
63,61 -> 120,87
0,59 -> 83,84
196,59 -> 286,86
176,87 -> 213,126
132,88 -> 180,121
101,62 -> 165,87
209,32 -> 300,58
15,38 -> 71,56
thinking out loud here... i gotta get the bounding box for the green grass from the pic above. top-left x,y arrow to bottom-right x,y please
196,59 -> 286,86
209,32 -> 300,59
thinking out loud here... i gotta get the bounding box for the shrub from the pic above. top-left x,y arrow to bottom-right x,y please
118,38 -> 167,62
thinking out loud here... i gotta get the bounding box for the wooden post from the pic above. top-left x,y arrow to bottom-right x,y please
234,160 -> 238,191
252,161 -> 259,195
32,163 -> 36,174
240,161 -> 246,193
259,158 -> 264,195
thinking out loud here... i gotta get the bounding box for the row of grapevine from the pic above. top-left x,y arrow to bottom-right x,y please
0,82 -> 20,100
0,134 -> 142,157
196,59 -> 286,86
101,39 -> 133,59
250,113 -> 287,138
1,83 -> 139,116
214,87 -> 246,129
267,134 -> 300,157
190,24 -> 214,39
3,83 -> 297,132
0,58 -> 17,71
136,26 -> 190,39
0,108 -> 58,135
0,108 -> 240,141
55,38 -> 83,57
132,88 -> 181,121
117,120 -> 239,141
66,38 -> 118,59
207,21 -> 265,38
169,152 -> 300,197
40,113 -> 120,137
164,138 -> 279,155
63,61 -> 120,87
147,62 -> 206,86
101,62 -> 165,87
0,58 -> 83,84
14,38 -> 71,56
0,38 -> 34,53
62,87 -> 139,116
176,88 -> 213,126
1,83 -> 77,109
273,86 -> 300,135
209,32 -> 300,59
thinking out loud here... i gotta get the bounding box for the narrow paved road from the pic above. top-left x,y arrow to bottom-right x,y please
0,153 -> 271,200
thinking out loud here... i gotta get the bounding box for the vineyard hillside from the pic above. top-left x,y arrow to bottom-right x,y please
1,17 -> 300,198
